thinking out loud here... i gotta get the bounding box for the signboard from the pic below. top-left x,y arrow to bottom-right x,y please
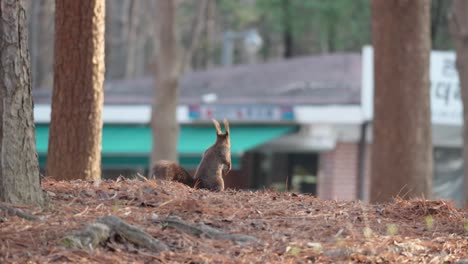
189,104 -> 294,122
362,46 -> 462,125
430,51 -> 461,124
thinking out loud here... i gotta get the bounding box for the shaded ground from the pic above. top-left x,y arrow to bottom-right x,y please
1,177 -> 467,263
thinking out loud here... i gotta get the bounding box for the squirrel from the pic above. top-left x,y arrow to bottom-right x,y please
150,118 -> 231,191
150,160 -> 196,187
193,118 -> 231,192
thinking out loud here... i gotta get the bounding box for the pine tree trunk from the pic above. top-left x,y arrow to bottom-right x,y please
29,0 -> 39,87
151,0 -> 179,164
370,0 -> 433,202
46,0 -> 105,181
0,0 -> 44,205
449,0 -> 468,208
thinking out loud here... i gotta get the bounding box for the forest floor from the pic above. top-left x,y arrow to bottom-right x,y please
0,177 -> 467,263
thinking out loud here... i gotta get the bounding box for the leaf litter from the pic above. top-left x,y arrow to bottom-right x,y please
0,177 -> 466,263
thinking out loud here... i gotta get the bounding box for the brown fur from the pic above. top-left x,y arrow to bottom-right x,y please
151,160 -> 195,187
194,119 -> 231,191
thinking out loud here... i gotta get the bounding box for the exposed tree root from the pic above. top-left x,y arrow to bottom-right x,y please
158,215 -> 261,244
0,204 -> 44,222
63,215 -> 168,252
98,216 -> 169,252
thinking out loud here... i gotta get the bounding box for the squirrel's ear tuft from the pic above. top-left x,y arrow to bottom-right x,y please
223,118 -> 230,135
212,119 -> 222,135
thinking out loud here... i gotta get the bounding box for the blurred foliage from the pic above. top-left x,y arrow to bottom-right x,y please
257,0 -> 371,54
431,0 -> 453,50
218,0 -> 260,29
25,0 -> 455,84
215,0 -> 451,59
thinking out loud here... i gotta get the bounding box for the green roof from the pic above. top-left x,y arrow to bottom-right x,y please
36,124 -> 296,168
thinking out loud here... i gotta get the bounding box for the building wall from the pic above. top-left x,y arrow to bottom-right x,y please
311,137 -> 464,205
363,144 -> 372,201
318,142 -> 361,200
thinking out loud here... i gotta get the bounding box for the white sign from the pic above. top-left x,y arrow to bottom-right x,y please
362,46 -> 462,126
188,104 -> 294,121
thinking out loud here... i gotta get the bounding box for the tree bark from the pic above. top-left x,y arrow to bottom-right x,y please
46,0 -> 105,181
449,0 -> 468,208
0,0 -> 44,205
152,0 -> 179,164
29,0 -> 39,87
370,0 -> 433,202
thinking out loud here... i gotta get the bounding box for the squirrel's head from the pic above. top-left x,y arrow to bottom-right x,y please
212,118 -> 230,146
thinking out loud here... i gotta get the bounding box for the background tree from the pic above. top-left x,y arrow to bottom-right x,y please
370,0 -> 433,202
151,0 -> 207,164
432,0 -> 452,50
151,0 -> 179,163
449,0 -> 468,207
0,0 -> 43,205
46,0 -> 105,180
27,0 -> 54,89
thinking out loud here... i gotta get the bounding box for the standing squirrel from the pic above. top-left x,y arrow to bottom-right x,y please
194,119 -> 231,192
151,160 -> 196,187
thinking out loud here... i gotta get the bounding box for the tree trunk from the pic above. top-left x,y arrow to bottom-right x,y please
370,0 -> 433,202
151,0 -> 179,164
124,0 -> 139,79
0,0 -> 44,205
282,0 -> 293,58
205,0 -> 217,68
449,0 -> 468,208
29,0 -> 39,88
179,0 -> 208,73
46,0 -> 105,181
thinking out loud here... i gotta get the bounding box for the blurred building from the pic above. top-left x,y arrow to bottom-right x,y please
33,47 -> 463,206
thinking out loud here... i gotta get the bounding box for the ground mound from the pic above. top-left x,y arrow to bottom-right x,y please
0,177 -> 467,263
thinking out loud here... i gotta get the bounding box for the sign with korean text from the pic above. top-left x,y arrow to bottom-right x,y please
189,104 -> 294,122
362,46 -> 462,125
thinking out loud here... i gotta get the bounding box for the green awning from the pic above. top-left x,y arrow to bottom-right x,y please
35,124 -> 296,168
38,154 -> 242,170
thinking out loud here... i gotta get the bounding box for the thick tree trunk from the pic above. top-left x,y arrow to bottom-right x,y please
370,0 -> 433,202
29,0 -> 39,87
46,0 -> 105,181
449,0 -> 468,208
0,0 -> 44,205
151,0 -> 179,164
